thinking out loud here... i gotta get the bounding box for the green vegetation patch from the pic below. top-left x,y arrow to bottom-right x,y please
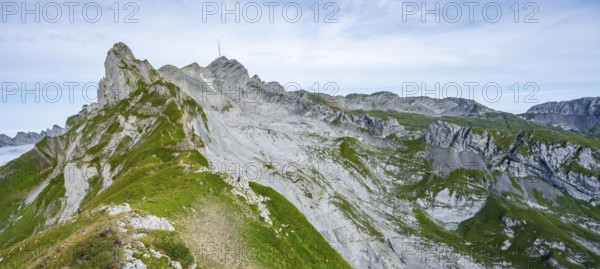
38,225 -> 123,269
331,194 -> 383,241
458,196 -> 600,267
335,137 -> 372,179
526,129 -> 600,149
139,230 -> 195,268
249,183 -> 352,268
0,150 -> 55,247
401,168 -> 488,202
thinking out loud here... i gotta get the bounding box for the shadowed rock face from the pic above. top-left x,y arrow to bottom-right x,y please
0,125 -> 64,147
524,97 -> 600,133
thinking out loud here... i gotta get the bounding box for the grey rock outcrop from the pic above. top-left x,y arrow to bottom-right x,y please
43,125 -> 65,137
0,125 -> 65,147
97,42 -> 160,106
423,121 -> 497,157
423,120 -> 600,205
316,107 -> 405,137
266,81 -> 285,93
205,56 -> 250,93
524,97 -> 600,133
204,56 -> 285,96
163,56 -> 406,138
501,134 -> 600,204
158,64 -> 212,98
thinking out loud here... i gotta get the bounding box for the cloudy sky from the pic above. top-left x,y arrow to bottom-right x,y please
1,0 -> 599,136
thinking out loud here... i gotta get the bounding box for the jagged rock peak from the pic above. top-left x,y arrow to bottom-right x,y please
0,125 -> 65,147
108,42 -> 135,62
97,42 -> 159,107
41,125 -> 65,137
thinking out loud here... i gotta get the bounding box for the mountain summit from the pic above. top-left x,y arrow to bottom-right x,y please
1,43 -> 599,269
97,42 -> 160,106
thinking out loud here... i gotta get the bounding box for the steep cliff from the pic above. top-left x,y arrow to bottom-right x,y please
523,97 -> 600,138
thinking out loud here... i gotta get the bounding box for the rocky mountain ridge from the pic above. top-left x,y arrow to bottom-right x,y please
1,43 -> 599,269
100,43 -> 600,267
424,121 -> 600,205
0,125 -> 64,148
523,97 -> 600,137
336,91 -> 495,117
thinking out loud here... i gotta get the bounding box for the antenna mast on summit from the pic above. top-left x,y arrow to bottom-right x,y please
217,38 -> 221,57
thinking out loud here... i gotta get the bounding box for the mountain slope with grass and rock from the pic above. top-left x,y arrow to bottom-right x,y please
1,43 -> 599,269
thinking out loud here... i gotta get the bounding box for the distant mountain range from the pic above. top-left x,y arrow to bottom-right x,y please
0,125 -> 64,148
333,91 -> 495,117
3,88 -> 598,145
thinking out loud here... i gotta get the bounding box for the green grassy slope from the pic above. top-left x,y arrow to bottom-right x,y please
0,80 -> 350,269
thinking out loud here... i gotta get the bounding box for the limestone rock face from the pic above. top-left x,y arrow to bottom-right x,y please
500,135 -> 600,205
97,42 -> 159,106
423,121 -> 497,157
205,56 -> 251,94
424,120 -> 600,205
157,63 -> 212,99
524,97 -> 600,134
313,108 -> 405,138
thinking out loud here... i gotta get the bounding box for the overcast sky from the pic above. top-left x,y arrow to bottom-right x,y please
1,0 -> 599,136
